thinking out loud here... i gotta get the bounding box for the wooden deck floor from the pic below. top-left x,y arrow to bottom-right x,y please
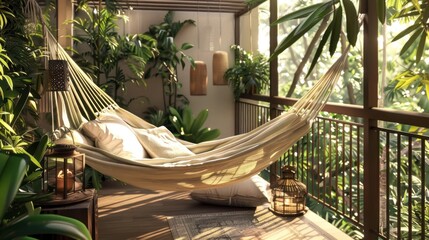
97,181 -> 352,240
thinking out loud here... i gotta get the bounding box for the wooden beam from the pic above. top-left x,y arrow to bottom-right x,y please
269,0 -> 278,186
57,0 -> 73,49
78,0 -> 248,13
362,0 -> 380,238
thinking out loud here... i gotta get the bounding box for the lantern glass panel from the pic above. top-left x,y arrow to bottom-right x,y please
43,151 -> 85,200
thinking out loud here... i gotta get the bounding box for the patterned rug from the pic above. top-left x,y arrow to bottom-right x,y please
168,210 -> 267,240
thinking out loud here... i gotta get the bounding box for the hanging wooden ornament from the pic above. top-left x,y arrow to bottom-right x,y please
190,61 -> 208,95
212,51 -> 228,85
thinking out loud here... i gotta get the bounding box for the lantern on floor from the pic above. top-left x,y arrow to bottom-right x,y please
190,61 -> 208,95
42,145 -> 85,200
270,166 -> 307,216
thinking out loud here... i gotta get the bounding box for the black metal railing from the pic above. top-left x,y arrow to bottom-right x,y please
377,127 -> 428,240
236,100 -> 429,239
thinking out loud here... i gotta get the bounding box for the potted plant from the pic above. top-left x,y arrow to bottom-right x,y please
224,45 -> 270,100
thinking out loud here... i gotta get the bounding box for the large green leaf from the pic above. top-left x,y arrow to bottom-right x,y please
182,107 -> 193,133
306,22 -> 334,78
377,0 -> 386,23
271,3 -> 325,25
295,2 -> 333,35
400,28 -> 423,55
10,85 -> 29,128
341,0 -> 359,46
391,23 -> 420,42
190,109 -> 208,134
0,118 -> 15,134
415,30 -> 426,63
0,153 -> 28,221
0,214 -> 91,240
271,1 -> 334,60
195,129 -> 221,143
330,6 -> 343,56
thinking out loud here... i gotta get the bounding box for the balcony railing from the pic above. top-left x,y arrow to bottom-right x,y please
236,99 -> 429,239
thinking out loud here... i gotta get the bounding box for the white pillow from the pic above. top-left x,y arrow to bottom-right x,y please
55,129 -> 94,146
190,175 -> 271,207
81,113 -> 146,159
133,126 -> 194,158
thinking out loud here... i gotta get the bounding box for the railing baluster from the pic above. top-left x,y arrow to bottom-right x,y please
342,123 -> 346,215
336,121 -> 340,212
306,133 -> 310,192
312,121 -> 316,198
386,132 -> 390,240
407,136 -> 412,240
357,126 -> 361,223
349,123 -> 353,218
421,139 -> 425,240
397,134 -> 401,240
323,119 -> 327,205
329,120 -> 333,206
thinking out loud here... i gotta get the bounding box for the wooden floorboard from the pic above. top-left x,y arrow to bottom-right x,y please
97,180 -> 352,240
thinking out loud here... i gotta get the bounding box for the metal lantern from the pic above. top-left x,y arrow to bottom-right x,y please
48,60 -> 69,91
270,165 -> 307,216
42,145 -> 85,201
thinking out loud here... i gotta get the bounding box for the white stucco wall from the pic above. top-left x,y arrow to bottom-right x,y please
118,10 -> 236,138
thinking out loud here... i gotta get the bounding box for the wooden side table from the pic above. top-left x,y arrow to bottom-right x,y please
38,189 -> 98,240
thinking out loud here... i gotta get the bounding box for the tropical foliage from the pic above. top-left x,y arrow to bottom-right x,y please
144,11 -> 195,111
224,45 -> 270,100
0,0 -> 44,164
383,0 -> 429,115
0,152 -> 91,240
169,106 -> 220,143
271,0 -> 359,76
70,3 -> 156,106
0,1 -> 92,238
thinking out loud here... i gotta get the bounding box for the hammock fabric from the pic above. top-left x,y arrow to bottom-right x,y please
27,0 -> 348,191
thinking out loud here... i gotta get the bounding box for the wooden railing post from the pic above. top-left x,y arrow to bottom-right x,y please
269,0 -> 279,186
362,0 -> 380,238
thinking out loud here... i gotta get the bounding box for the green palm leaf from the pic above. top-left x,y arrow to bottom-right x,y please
341,0 -> 359,46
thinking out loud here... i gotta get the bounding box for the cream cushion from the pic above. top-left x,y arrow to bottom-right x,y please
55,129 -> 94,146
190,175 -> 271,207
133,126 -> 195,158
82,113 -> 147,159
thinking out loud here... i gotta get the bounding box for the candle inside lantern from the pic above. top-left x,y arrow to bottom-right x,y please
56,169 -> 74,192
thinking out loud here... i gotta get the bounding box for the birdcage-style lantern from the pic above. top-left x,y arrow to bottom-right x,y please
42,145 -> 85,201
270,165 -> 307,216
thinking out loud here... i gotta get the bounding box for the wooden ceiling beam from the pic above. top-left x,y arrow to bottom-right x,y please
73,0 -> 248,13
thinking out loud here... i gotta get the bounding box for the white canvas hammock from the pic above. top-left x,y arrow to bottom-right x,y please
27,0 -> 349,191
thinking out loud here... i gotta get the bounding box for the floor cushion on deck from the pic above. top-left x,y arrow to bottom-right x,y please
190,175 -> 271,207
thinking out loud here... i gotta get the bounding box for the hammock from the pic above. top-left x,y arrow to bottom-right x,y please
27,0 -> 349,191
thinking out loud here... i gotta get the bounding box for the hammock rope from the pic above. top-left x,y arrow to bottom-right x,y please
27,0 -> 350,191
